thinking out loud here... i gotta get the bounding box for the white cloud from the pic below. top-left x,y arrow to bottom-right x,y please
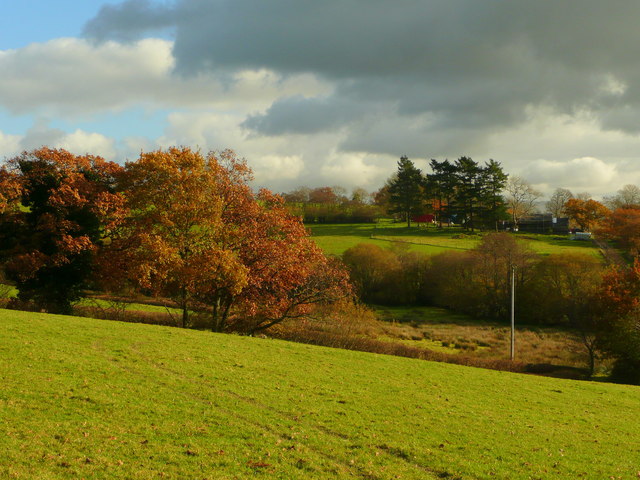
55,130 -> 117,160
0,38 -> 330,117
523,157 -> 618,197
320,152 -> 389,188
251,155 -> 304,181
0,131 -> 22,159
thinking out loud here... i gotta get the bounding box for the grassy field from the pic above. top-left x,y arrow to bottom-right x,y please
308,222 -> 601,258
2,309 -> 640,479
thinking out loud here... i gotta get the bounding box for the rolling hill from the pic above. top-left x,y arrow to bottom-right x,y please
1,308 -> 639,479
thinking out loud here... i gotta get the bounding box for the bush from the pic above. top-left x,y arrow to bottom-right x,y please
609,357 -> 640,385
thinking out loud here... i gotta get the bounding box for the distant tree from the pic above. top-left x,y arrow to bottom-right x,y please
575,192 -> 593,201
387,156 -> 424,227
523,253 -> 603,376
453,157 -> 483,231
472,232 -> 537,319
505,176 -> 541,229
0,148 -> 124,314
342,243 -> 401,303
282,186 -> 311,203
331,185 -> 349,203
597,207 -> 640,256
545,188 -> 573,218
372,183 -> 393,215
350,187 -> 370,204
309,186 -> 339,204
603,184 -> 640,210
425,159 -> 457,227
478,159 -> 509,230
564,198 -> 609,231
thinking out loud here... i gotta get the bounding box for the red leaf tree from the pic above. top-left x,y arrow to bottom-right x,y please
0,148 -> 125,313
104,147 -> 351,332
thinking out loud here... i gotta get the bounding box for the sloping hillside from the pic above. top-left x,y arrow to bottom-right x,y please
1,309 -> 638,479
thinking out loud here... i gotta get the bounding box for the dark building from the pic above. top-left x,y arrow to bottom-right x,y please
514,214 -> 569,234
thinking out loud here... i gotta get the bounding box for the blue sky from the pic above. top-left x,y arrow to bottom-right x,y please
2,1 -> 120,49
2,1 -> 640,196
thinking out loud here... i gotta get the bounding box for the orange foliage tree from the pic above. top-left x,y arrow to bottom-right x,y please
0,148 -> 125,313
595,261 -> 640,383
104,147 -> 350,332
0,167 -> 22,214
597,207 -> 640,255
564,198 -> 609,231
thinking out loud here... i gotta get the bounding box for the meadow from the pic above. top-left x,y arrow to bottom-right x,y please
308,222 -> 601,257
373,306 -> 597,374
2,308 -> 639,479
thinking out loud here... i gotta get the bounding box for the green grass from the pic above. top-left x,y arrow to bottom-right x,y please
2,309 -> 639,479
308,223 -> 600,258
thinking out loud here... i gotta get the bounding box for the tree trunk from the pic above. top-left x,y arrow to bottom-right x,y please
212,297 -> 221,332
180,286 -> 189,328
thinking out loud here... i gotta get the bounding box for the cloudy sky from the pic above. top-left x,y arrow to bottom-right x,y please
3,0 -> 640,197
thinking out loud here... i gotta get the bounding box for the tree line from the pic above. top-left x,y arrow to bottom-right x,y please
281,156 -> 541,231
0,147 -> 351,333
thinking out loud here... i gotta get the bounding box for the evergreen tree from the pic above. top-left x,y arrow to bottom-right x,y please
479,159 -> 509,230
425,159 -> 458,227
454,156 -> 482,231
388,156 -> 424,227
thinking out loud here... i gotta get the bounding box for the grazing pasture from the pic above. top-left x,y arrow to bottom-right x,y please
1,309 -> 639,479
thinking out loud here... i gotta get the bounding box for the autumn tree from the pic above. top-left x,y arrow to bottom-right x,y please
102,147 -> 248,328
107,147 -> 350,332
308,186 -> 340,204
0,148 -> 124,314
505,175 -> 541,230
388,156 -> 424,227
564,198 -> 609,231
0,167 -> 22,214
597,207 -> 640,255
595,262 -> 640,383
219,188 -> 351,334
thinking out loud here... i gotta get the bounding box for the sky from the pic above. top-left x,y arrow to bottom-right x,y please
3,1 -> 640,197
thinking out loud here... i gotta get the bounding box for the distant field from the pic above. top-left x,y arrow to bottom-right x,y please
308,222 -> 601,258
373,305 -> 596,372
2,309 -> 640,479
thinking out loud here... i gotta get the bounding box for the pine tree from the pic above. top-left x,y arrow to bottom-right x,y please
454,156 -> 482,231
479,159 -> 508,231
425,159 -> 458,228
388,156 -> 424,227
